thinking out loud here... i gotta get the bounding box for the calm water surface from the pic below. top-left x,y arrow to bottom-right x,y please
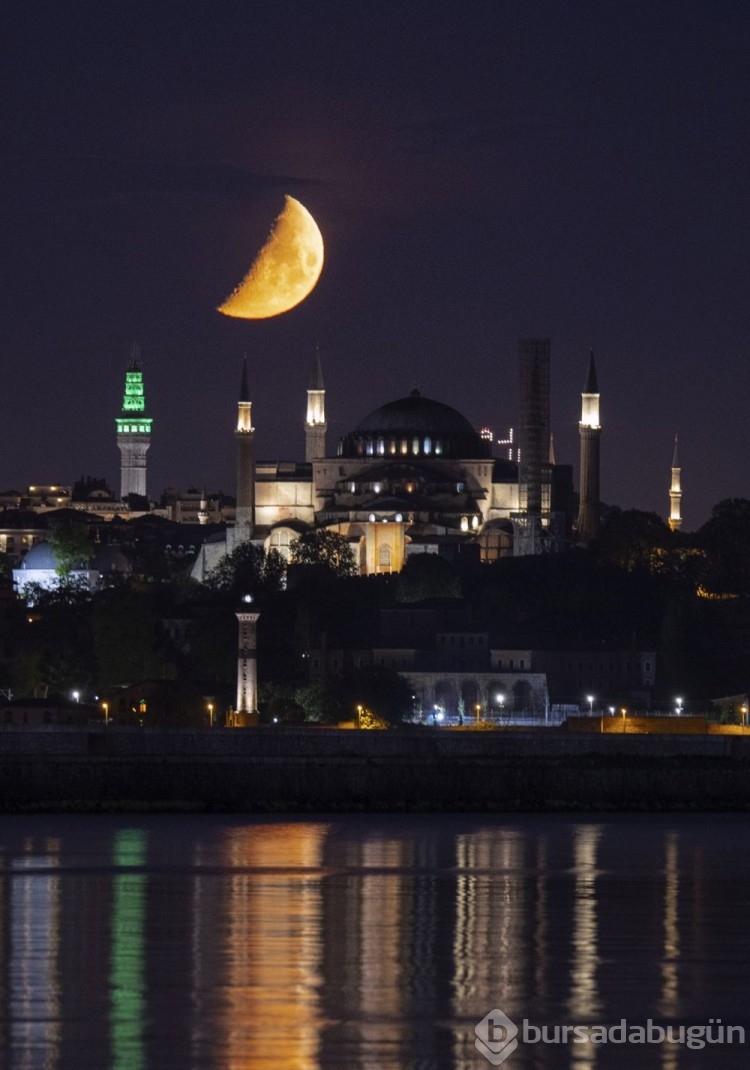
0,812 -> 747,1069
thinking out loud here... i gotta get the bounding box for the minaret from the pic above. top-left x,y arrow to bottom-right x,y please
576,351 -> 601,540
235,596 -> 260,726
116,348 -> 152,501
668,435 -> 682,532
305,345 -> 327,461
235,355 -> 255,540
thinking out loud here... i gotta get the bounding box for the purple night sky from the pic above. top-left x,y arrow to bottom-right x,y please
1,0 -> 748,529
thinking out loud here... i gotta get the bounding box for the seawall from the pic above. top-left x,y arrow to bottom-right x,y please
2,726 -> 750,812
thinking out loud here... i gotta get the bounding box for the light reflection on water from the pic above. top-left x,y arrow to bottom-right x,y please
0,814 -> 747,1068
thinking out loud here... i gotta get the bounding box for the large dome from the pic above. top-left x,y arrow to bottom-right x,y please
339,390 -> 491,460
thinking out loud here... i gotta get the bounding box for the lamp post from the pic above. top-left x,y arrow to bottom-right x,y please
208,702 -> 214,728
72,690 -> 80,703
621,707 -> 627,733
356,704 -> 363,729
675,696 -> 683,717
102,701 -> 109,726
475,703 -> 481,725
497,693 -> 505,724
587,694 -> 594,716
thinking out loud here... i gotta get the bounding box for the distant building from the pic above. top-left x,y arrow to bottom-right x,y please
12,541 -> 131,599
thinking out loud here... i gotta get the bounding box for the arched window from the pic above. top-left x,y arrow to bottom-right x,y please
412,437 -> 420,455
378,544 -> 392,572
377,438 -> 385,455
268,528 -> 293,562
423,437 -> 432,454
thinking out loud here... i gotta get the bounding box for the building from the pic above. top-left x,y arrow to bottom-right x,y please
192,344 -> 576,581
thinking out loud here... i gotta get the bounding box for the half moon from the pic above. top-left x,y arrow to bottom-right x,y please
218,195 -> 324,319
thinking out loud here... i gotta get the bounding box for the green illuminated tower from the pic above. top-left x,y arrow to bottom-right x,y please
116,353 -> 152,501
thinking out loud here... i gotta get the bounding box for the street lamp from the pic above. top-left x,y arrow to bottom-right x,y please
587,694 -> 594,716
102,701 -> 109,726
621,707 -> 627,733
741,703 -> 749,728
475,703 -> 481,725
496,693 -> 505,723
72,690 -> 80,703
208,702 -> 214,728
356,704 -> 363,728
675,696 -> 683,716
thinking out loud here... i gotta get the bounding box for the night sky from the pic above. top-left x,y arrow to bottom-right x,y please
2,0 -> 748,529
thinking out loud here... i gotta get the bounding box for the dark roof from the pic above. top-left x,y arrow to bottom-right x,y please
341,391 -> 491,460
355,392 -> 478,439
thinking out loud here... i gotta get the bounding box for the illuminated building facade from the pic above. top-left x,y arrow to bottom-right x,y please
116,355 -> 152,501
192,368 -> 544,580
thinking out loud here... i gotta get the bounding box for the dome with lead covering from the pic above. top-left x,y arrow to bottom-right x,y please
338,389 -> 491,460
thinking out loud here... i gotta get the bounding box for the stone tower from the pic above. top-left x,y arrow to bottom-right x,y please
668,435 -> 682,532
305,345 -> 327,462
576,351 -> 601,541
235,355 -> 255,540
116,350 -> 152,501
235,597 -> 260,726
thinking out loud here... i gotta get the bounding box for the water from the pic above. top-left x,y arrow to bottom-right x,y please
0,812 -> 747,1069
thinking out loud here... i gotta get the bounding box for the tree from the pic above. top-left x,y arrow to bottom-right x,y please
395,553 -> 461,601
47,520 -> 94,579
206,542 -> 286,597
289,529 -> 357,577
332,665 -> 414,725
696,498 -> 750,595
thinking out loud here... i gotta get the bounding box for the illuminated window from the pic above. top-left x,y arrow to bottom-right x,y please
461,516 -> 469,532
424,437 -> 432,454
401,440 -> 408,454
377,438 -> 385,455
378,544 -> 391,571
412,437 -> 419,454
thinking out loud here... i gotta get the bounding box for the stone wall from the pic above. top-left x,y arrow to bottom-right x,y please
1,726 -> 750,811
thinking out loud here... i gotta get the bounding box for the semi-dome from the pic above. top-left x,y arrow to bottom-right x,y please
338,390 -> 491,460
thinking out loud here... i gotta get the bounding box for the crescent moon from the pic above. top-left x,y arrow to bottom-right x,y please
218,195 -> 324,319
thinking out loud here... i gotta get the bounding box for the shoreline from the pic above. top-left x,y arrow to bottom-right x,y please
1,727 -> 750,813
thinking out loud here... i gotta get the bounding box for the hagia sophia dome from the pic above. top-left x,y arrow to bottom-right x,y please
338,389 -> 492,461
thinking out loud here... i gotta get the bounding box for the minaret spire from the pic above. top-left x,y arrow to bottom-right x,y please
305,343 -> 327,461
235,354 -> 255,539
576,350 -> 601,540
668,434 -> 682,531
116,345 -> 152,502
